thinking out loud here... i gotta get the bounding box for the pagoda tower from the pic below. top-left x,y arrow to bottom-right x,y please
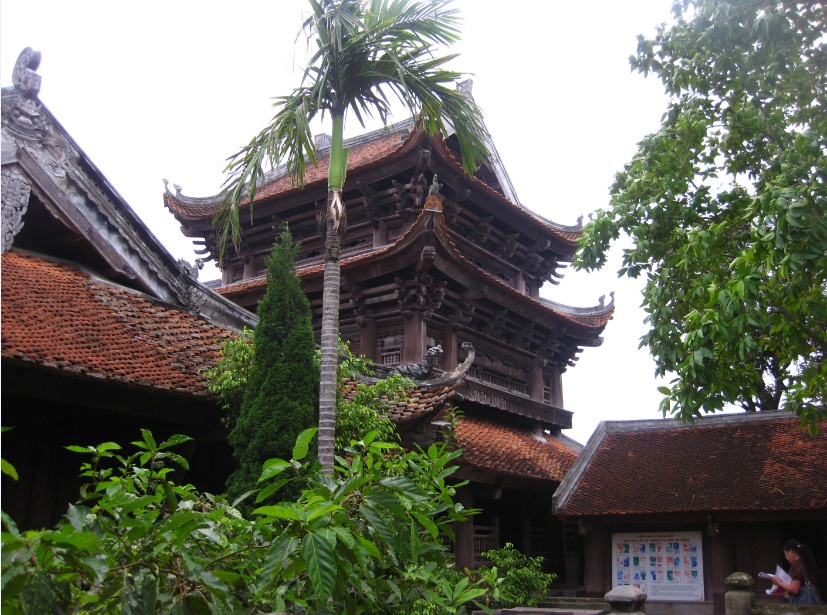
165,99 -> 614,576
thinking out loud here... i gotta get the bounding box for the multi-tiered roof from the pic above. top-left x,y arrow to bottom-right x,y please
166,112 -> 614,443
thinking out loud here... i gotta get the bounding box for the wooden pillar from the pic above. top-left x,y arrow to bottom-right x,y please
373,220 -> 387,247
442,326 -> 457,372
359,317 -> 377,362
242,255 -> 257,279
402,311 -> 425,364
583,525 -> 609,596
549,366 -> 564,407
709,526 -> 736,615
454,486 -> 475,569
530,357 -> 545,401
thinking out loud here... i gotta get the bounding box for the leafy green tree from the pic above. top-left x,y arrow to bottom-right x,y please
335,341 -> 410,447
227,229 -> 318,502
576,0 -> 826,429
218,0 -> 490,472
205,327 -> 254,429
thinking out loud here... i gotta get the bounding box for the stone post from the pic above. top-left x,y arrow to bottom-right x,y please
604,585 -> 647,612
724,572 -> 755,615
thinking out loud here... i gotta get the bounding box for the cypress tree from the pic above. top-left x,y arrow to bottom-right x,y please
226,228 -> 318,503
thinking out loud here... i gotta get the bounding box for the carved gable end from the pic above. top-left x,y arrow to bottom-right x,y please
1,49 -> 255,332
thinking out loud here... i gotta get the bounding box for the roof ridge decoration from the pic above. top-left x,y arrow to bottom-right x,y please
361,342 -> 476,389
539,291 -> 616,316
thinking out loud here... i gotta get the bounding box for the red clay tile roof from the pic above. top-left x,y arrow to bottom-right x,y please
1,251 -> 233,396
164,130 -> 410,219
555,414 -> 827,517
164,126 -> 582,249
455,416 -> 578,482
339,378 -> 457,425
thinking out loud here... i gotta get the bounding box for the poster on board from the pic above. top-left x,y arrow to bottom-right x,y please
611,531 -> 704,601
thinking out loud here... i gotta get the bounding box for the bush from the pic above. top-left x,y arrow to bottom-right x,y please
478,542 -> 556,608
1,428 -> 485,614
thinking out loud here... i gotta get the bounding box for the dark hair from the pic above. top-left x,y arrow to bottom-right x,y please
784,539 -> 818,581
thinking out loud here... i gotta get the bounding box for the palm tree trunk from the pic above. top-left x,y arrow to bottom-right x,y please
318,110 -> 347,474
318,211 -> 340,473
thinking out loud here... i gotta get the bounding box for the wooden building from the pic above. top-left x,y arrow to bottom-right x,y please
553,412 -> 827,614
164,86 -> 615,575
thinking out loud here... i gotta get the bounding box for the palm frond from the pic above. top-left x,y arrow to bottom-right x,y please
217,0 -> 489,259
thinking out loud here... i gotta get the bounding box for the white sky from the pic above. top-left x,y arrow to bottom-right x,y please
1,0 -> 678,443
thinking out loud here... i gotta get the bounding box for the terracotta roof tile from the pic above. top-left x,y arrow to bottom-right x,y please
1,251 -> 233,396
455,416 -> 578,482
557,415 -> 827,516
164,131 -> 408,219
339,378 -> 456,424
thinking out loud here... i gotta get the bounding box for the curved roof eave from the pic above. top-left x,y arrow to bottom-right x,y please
218,199 -> 613,332
163,120 -> 424,220
163,121 -> 585,251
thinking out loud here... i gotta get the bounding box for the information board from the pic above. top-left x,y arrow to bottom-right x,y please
611,531 -> 704,601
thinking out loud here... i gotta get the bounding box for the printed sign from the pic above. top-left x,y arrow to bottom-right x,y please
611,531 -> 704,601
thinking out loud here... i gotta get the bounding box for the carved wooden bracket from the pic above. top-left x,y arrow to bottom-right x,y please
1,166 -> 31,253
417,245 -> 436,273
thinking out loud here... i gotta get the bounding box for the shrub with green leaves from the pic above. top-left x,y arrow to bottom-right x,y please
1,428 -> 485,614
336,342 -> 410,448
478,542 -> 556,608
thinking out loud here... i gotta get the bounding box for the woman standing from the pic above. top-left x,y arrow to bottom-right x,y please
771,539 -> 823,606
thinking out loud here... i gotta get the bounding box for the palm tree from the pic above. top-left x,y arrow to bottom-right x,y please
218,0 -> 489,473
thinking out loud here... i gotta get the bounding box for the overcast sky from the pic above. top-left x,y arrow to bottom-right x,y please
2,0 -> 679,443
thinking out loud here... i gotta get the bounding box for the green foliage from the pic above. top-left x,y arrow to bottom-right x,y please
2,431 -> 259,613
2,428 -> 483,614
336,342 -> 411,448
205,327 -> 254,429
478,542 -> 556,608
208,333 -> 412,454
227,228 -> 319,504
575,0 -> 827,430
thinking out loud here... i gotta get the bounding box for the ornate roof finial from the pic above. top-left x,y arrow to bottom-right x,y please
13,48 -> 42,99
429,174 -> 442,196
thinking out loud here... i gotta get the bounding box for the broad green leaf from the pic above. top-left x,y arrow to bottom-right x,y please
305,502 -> 342,522
159,434 -> 192,449
292,427 -> 318,461
258,458 -> 290,483
46,530 -> 100,551
64,504 -> 92,532
96,442 -> 122,452
302,531 -> 337,602
1,459 -> 18,481
252,505 -> 302,520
